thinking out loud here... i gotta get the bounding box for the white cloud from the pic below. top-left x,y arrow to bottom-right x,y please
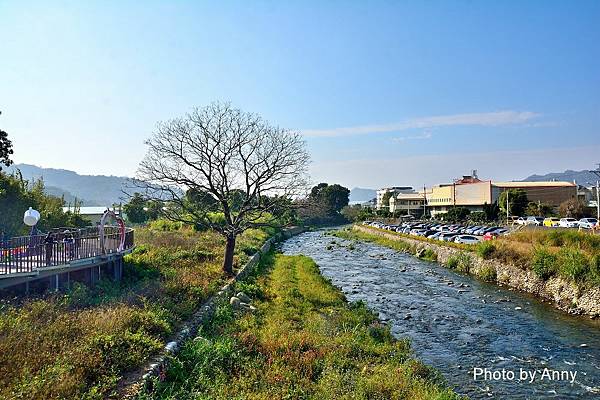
392,130 -> 432,142
308,145 -> 600,189
302,110 -> 540,137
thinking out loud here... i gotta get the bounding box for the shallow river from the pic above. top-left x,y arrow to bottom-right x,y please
281,230 -> 600,399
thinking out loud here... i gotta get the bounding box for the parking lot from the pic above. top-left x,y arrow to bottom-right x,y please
363,216 -> 599,245
363,220 -> 510,244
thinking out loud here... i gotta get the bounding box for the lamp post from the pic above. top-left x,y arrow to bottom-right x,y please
23,207 -> 40,233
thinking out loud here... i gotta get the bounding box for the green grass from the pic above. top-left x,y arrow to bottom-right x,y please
475,241 -> 495,259
332,229 -> 414,253
0,226 -> 272,400
531,247 -> 558,280
141,254 -> 461,400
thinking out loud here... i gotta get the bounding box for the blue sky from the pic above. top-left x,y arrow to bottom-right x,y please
1,0 -> 599,188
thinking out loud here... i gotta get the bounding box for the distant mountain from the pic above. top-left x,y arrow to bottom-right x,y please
349,187 -> 376,202
44,185 -> 96,206
6,164 -> 129,206
523,169 -> 599,186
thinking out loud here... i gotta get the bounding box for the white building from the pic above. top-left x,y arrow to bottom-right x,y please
62,206 -> 123,224
376,186 -> 414,209
389,193 -> 426,216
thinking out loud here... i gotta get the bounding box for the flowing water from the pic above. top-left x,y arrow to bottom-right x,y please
281,230 -> 600,399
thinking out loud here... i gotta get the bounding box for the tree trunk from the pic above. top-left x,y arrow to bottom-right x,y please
222,234 -> 236,276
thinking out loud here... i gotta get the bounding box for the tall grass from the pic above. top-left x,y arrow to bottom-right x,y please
531,247 -> 557,280
141,254 -> 460,399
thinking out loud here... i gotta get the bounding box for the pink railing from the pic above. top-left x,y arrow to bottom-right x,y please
0,227 -> 134,275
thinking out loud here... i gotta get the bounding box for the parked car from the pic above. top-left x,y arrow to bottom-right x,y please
525,216 -> 544,226
465,226 -> 483,234
515,217 -> 527,225
507,216 -> 520,225
427,232 -> 442,240
543,217 -> 561,227
454,235 -> 481,245
439,232 -> 459,242
483,232 -> 497,241
559,218 -> 579,228
579,218 -> 599,229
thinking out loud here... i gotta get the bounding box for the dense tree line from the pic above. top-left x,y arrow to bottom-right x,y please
0,171 -> 90,236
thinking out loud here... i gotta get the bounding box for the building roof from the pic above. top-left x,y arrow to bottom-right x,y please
62,206 -> 114,215
378,186 -> 413,191
394,193 -> 425,200
492,181 -> 576,188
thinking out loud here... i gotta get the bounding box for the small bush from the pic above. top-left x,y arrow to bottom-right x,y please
557,247 -> 589,282
421,249 -> 438,262
589,255 -> 600,285
446,256 -> 459,269
476,241 -> 496,259
478,265 -> 497,282
456,252 -> 472,273
148,219 -> 183,231
531,247 -> 557,280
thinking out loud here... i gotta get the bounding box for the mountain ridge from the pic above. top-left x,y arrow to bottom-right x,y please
5,163 -> 130,206
522,169 -> 599,185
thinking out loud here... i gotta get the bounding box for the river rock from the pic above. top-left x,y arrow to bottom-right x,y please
236,292 -> 251,303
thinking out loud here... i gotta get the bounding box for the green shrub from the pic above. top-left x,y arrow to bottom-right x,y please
89,330 -> 162,371
235,281 -> 264,300
478,265 -> 497,282
421,249 -> 438,262
557,248 -> 589,282
476,241 -> 496,259
589,255 -> 600,285
148,219 -> 183,231
531,247 -> 557,280
446,256 -> 459,269
456,252 -> 472,273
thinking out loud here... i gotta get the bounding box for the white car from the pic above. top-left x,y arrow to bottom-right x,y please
454,235 -> 481,245
515,217 -> 528,225
578,218 -> 598,229
525,216 -> 544,226
559,218 -> 579,228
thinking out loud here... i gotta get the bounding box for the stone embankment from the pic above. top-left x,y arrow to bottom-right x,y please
354,224 -> 600,319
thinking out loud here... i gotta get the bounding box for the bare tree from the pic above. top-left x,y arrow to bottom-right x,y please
134,102 -> 310,275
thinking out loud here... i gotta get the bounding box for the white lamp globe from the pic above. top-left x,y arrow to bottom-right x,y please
24,207 -> 41,227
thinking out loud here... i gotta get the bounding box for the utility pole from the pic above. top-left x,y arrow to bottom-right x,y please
591,164 -> 600,221
423,184 -> 427,218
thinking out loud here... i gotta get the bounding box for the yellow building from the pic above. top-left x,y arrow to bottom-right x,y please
425,175 -> 576,217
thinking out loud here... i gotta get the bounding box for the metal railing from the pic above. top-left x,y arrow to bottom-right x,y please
0,226 -> 134,275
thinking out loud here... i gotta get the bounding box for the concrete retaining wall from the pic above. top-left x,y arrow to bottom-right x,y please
354,225 -> 600,318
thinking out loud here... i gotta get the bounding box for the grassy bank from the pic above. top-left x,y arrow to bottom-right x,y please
0,223 -> 273,400
142,253 -> 460,400
345,225 -> 600,288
